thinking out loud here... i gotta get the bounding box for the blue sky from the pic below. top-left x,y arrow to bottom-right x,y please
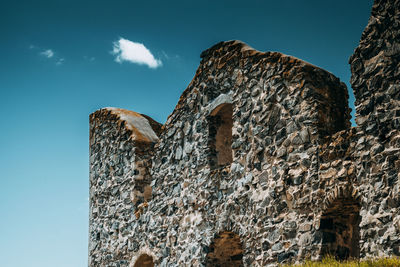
1,0 -> 373,266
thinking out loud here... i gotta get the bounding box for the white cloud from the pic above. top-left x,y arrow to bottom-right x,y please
112,37 -> 162,69
31,46 -> 64,66
161,50 -> 170,60
161,50 -> 180,60
56,58 -> 65,66
84,56 -> 95,62
40,49 -> 54,58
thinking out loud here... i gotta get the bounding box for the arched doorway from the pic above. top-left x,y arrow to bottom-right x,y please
320,197 -> 360,260
208,103 -> 233,170
133,254 -> 154,267
206,231 -> 243,267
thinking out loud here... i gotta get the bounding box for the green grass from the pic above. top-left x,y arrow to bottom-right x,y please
281,256 -> 400,267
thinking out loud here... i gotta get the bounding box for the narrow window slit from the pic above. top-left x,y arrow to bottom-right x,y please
208,103 -> 233,170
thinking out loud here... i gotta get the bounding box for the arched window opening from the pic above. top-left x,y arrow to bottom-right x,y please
134,254 -> 154,267
208,103 -> 233,170
320,198 -> 360,260
206,231 -> 243,267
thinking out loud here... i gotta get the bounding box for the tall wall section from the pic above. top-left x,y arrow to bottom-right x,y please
350,0 -> 400,132
346,0 -> 400,258
89,108 -> 161,266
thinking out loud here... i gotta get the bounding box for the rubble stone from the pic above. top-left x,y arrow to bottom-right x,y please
89,1 -> 400,265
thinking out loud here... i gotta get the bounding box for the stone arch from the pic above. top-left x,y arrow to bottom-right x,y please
322,185 -> 361,210
133,254 -> 154,267
205,231 -> 244,267
319,185 -> 361,260
208,103 -> 233,170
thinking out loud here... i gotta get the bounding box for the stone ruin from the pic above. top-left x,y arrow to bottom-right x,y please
88,0 -> 400,266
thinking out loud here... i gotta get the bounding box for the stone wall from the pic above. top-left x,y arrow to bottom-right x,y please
349,0 -> 400,132
89,1 -> 400,266
143,40 -> 351,266
89,108 -> 161,266
348,0 -> 400,259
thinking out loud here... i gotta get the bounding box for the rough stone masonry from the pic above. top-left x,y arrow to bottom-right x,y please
88,0 -> 400,266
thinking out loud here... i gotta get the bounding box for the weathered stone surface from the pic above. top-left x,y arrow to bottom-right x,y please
88,1 -> 400,266
349,0 -> 400,133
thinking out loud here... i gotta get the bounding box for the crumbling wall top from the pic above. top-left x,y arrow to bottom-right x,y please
168,40 -> 351,137
90,107 -> 162,144
349,0 -> 400,128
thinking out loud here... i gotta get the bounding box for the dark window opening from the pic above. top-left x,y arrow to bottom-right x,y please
205,231 -> 243,267
134,254 -> 154,267
208,103 -> 233,170
320,198 -> 360,260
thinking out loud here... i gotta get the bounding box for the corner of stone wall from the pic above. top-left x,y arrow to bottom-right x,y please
349,0 -> 400,136
88,108 -> 161,266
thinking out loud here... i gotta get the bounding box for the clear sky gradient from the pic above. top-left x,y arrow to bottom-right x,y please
1,1 -> 373,266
